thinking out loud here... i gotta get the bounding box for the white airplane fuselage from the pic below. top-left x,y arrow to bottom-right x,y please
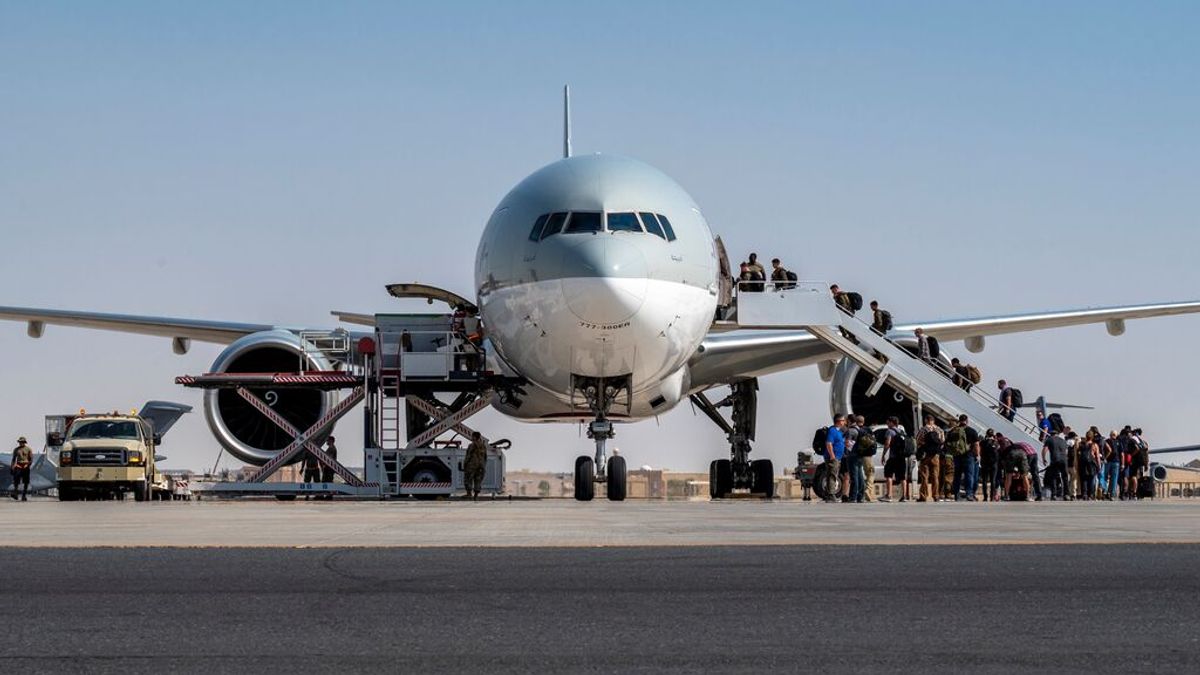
475,154 -> 720,421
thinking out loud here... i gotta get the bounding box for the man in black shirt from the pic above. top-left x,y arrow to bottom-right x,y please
1042,430 -> 1069,500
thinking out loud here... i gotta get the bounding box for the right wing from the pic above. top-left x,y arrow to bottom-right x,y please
0,306 -> 275,345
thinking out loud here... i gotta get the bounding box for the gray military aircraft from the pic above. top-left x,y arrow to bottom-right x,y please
3,87 -> 1199,500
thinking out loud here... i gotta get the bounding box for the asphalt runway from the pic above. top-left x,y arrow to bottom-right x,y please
4,545 -> 1197,674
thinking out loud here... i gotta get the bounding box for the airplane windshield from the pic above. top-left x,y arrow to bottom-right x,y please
528,214 -> 549,241
541,212 -> 568,238
639,213 -> 666,240
564,211 -> 603,233
607,213 -> 643,233
68,420 -> 140,441
657,214 -> 677,241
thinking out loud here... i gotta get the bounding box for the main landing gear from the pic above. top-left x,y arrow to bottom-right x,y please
572,377 -> 629,502
690,378 -> 775,499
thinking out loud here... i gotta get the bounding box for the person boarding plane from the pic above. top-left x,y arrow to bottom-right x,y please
4,87 -> 1200,501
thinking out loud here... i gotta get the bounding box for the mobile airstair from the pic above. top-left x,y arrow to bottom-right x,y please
736,282 -> 1042,445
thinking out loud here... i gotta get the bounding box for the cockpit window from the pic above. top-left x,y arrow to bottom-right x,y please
607,212 -> 643,233
639,212 -> 666,240
541,212 -> 568,239
564,211 -> 603,233
528,214 -> 549,241
657,214 -> 677,241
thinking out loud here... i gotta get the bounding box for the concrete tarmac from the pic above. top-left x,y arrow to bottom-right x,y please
3,544 -> 1197,673
3,498 -> 1200,547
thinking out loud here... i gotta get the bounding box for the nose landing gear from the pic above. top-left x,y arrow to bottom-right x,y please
691,378 -> 775,499
572,377 -> 629,502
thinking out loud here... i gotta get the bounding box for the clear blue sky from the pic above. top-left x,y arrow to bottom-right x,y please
3,1 -> 1198,471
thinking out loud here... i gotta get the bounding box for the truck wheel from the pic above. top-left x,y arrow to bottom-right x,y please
133,481 -> 149,502
58,488 -> 76,502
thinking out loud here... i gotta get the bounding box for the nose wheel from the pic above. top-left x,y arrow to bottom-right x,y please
573,416 -> 627,501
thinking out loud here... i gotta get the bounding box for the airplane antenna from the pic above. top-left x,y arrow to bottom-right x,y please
563,84 -> 572,159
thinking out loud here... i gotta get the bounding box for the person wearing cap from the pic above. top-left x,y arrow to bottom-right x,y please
10,437 -> 33,501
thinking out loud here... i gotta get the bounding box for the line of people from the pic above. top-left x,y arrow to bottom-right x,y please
818,413 -> 1155,502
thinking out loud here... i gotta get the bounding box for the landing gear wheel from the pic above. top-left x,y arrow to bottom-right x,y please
751,459 -> 775,498
574,456 -> 595,502
709,459 -> 733,499
606,455 -> 627,501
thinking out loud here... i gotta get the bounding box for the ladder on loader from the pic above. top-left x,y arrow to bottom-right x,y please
737,282 -> 1042,445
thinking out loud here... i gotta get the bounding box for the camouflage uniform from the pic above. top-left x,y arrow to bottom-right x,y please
464,436 -> 488,499
10,443 -> 33,500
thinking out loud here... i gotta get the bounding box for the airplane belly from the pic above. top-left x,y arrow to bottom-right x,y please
481,278 -> 715,402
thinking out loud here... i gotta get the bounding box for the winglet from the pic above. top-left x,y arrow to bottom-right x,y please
563,84 -> 572,159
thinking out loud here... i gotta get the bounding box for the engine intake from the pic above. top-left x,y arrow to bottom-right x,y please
204,330 -> 336,465
828,336 -> 956,428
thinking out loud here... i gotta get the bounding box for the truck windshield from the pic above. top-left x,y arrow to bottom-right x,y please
68,421 -> 140,440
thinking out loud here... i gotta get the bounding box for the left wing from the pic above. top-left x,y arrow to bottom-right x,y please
688,299 -> 1200,390
0,306 -> 275,345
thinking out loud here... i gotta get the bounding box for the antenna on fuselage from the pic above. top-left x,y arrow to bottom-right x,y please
563,84 -> 572,159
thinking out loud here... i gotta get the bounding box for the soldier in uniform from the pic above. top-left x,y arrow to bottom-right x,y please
10,436 -> 33,501
320,436 -> 338,484
301,447 -> 321,499
464,431 -> 488,501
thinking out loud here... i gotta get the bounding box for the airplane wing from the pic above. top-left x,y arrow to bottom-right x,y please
688,299 -> 1200,389
0,306 -> 276,344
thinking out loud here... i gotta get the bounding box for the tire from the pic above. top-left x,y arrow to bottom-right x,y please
274,494 -> 297,502
710,459 -> 733,499
574,456 -> 595,501
751,459 -> 775,498
606,455 -> 627,501
58,487 -> 77,502
133,481 -> 148,502
813,464 -> 838,501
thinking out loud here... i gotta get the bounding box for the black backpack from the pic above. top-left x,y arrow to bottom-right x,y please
980,438 -> 999,464
927,336 -> 941,360
785,270 -> 798,282
878,310 -> 893,331
846,292 -> 863,312
891,430 -> 915,457
812,427 -> 828,453
1009,388 -> 1024,408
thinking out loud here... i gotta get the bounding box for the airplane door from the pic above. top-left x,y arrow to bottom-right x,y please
713,236 -> 733,309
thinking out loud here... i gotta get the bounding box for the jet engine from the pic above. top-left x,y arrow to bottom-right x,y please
828,336 -> 956,428
204,330 -> 336,465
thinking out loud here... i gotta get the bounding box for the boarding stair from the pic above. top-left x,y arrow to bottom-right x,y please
736,282 -> 1042,445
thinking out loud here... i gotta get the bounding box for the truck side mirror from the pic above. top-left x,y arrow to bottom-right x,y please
153,434 -> 163,446
46,432 -> 63,447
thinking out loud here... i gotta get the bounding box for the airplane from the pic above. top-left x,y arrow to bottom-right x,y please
4,87 -> 1200,501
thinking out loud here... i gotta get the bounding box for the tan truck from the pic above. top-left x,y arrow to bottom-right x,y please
55,403 -> 190,501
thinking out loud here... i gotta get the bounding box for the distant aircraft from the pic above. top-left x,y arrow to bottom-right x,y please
0,449 -> 57,496
4,87 -> 1200,500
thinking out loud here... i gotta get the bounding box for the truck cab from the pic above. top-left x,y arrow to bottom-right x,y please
57,413 -> 162,501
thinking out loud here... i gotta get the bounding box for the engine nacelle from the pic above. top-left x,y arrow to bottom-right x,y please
204,330 -> 336,465
828,336 -> 956,428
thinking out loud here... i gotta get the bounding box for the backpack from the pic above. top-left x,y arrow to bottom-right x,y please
1047,413 -> 1065,434
785,270 -> 798,282
980,438 -> 999,464
1009,388 -> 1024,408
812,427 -> 828,453
855,431 -> 877,457
890,430 -> 915,458
946,427 -> 969,456
927,336 -> 941,360
878,310 -> 894,332
966,364 -> 982,384
846,292 -> 863,312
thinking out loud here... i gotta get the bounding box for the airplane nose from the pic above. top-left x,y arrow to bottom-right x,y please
559,237 -> 648,325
